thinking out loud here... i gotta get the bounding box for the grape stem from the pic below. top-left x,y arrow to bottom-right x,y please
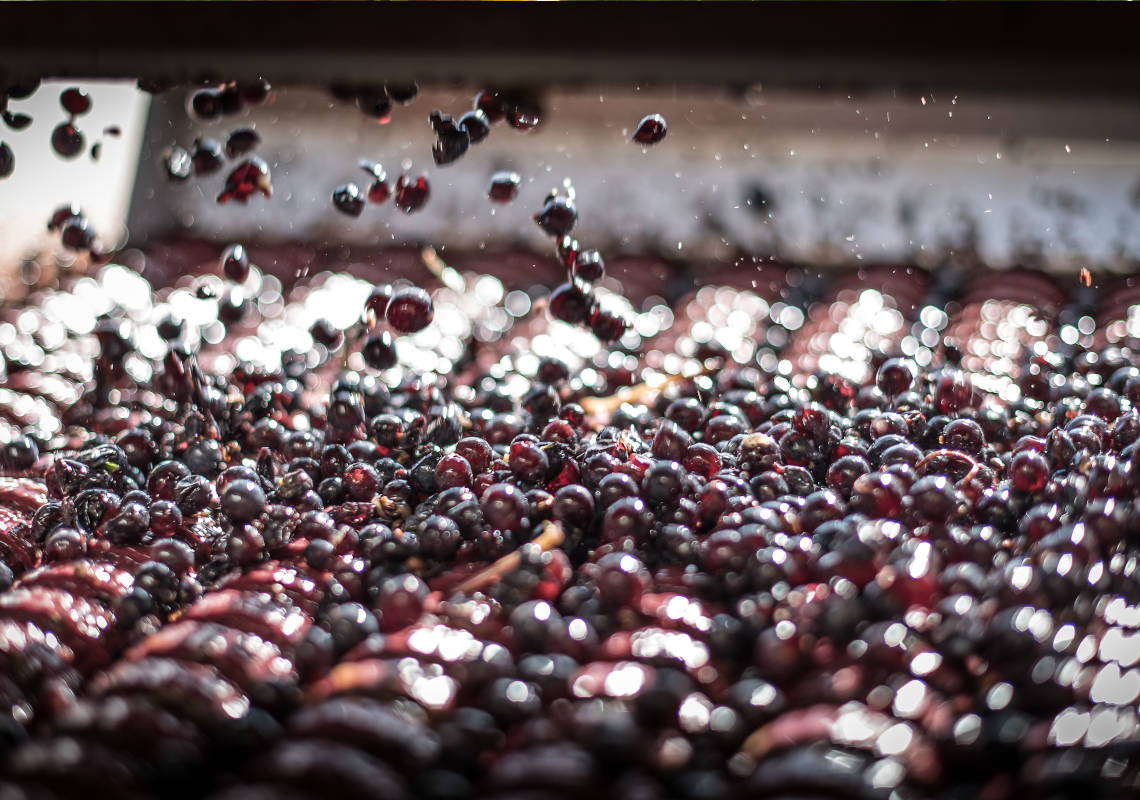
579,366 -> 714,421
914,448 -> 979,474
450,520 -> 565,597
420,247 -> 465,292
914,448 -> 994,490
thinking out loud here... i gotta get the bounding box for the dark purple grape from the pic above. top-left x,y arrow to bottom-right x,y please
373,573 -> 427,631
365,284 -> 393,321
537,357 -> 570,385
935,369 -> 974,414
219,86 -> 244,116
303,537 -> 335,570
941,418 -> 984,455
51,122 -> 84,159
488,171 -> 520,203
191,137 -> 225,176
509,440 -> 549,484
877,357 -> 916,396
869,413 -> 909,441
435,453 -> 474,490
147,460 -> 191,500
458,109 -> 490,144
344,462 -> 380,501
418,514 -> 462,560
0,142 -> 13,178
666,398 -> 708,433
910,475 -> 962,523
552,484 -> 594,527
481,483 -> 530,532
150,538 -> 194,574
385,287 -> 434,333
318,476 -> 345,505
367,177 -> 390,205
310,319 -> 343,350
325,602 -> 379,655
1084,387 -> 1121,421
60,87 -> 91,116
5,79 -> 39,100
221,243 -> 250,282
826,454 -> 869,495
430,111 -> 470,167
60,217 -> 95,251
189,89 -> 221,120
572,250 -> 605,283
589,307 -> 629,342
332,183 -> 366,217
133,561 -> 178,606
597,473 -> 640,510
361,330 -> 398,370
596,552 -> 649,607
1010,450 -> 1049,493
455,437 -> 493,474
851,471 -> 906,517
148,499 -> 182,535
225,127 -> 261,158
475,89 -> 507,123
219,478 -> 266,523
2,110 -> 32,131
0,435 -> 38,470
683,443 -> 721,479
642,460 -> 685,506
394,173 -> 429,213
508,95 -> 542,131
44,527 -> 85,562
173,474 -> 212,516
632,113 -> 667,145
217,288 -> 249,324
602,496 -> 652,543
793,403 -> 831,441
357,86 -> 392,121
548,283 -> 593,325
534,197 -> 577,237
